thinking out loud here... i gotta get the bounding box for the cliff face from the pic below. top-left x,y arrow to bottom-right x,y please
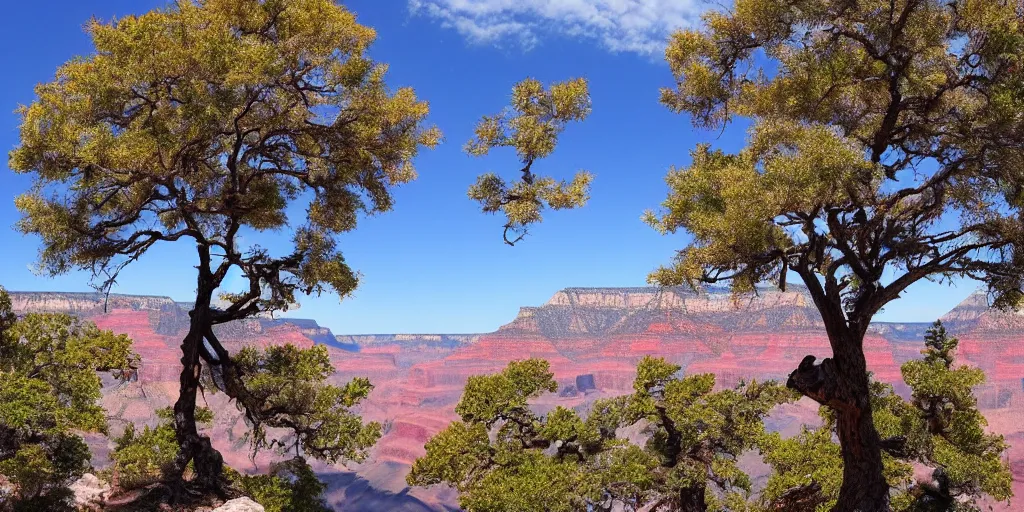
499,286 -> 824,339
9,291 -> 179,314
10,286 -> 1024,511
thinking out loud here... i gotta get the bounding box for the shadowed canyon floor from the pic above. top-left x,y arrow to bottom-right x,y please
10,286 -> 1024,510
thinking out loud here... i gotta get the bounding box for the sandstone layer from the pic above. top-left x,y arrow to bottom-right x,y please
8,286 -> 1024,511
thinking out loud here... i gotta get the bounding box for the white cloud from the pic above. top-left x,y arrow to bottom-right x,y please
408,0 -> 710,56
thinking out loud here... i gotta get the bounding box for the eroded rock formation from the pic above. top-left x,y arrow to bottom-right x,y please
8,286 -> 1024,511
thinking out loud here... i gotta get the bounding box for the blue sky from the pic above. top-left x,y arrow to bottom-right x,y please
0,0 -> 978,334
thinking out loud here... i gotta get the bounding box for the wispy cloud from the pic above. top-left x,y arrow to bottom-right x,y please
408,0 -> 711,56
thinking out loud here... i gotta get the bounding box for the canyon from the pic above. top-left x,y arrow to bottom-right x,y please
9,285 -> 1024,511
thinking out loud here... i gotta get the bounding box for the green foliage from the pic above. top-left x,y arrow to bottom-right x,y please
0,286 -> 136,510
11,0 -> 440,306
111,407 -> 213,489
761,322 -> 1013,511
759,426 -> 843,512
114,409 -> 333,510
466,77 -> 593,245
902,322 -> 1013,509
409,357 -> 794,511
10,0 -> 427,485
226,457 -> 330,512
111,343 -> 379,493
759,385 -> 918,512
647,2 -> 1024,503
454,358 -> 558,426
627,357 -> 797,509
456,452 -> 595,512
231,344 -> 382,463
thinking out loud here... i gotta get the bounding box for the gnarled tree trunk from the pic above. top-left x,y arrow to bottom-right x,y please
788,326 -> 889,512
170,245 -> 226,494
831,360 -> 888,512
678,486 -> 707,512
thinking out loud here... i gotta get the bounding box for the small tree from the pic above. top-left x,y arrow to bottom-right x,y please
644,1 -> 1024,509
900,321 -> 1012,510
625,357 -> 796,511
408,359 -> 599,512
466,78 -> 593,245
10,0 -> 437,493
408,357 -> 793,511
112,407 -> 215,491
760,321 -> 1012,511
0,286 -> 137,510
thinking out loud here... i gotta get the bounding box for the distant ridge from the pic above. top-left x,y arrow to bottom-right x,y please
6,284 -> 1012,341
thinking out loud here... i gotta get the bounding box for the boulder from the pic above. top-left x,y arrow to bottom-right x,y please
69,473 -> 110,510
212,497 -> 266,512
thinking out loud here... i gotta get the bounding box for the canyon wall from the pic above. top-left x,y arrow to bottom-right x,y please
9,286 -> 1024,511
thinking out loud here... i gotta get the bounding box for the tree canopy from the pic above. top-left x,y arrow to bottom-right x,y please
0,286 -> 137,511
466,77 -> 593,245
408,357 -> 794,511
9,0 -> 437,492
644,1 -> 1024,508
10,0 -> 439,314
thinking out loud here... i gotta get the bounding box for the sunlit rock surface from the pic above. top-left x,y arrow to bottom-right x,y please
9,286 -> 1024,511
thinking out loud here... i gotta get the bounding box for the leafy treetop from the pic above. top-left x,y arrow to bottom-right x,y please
625,356 -> 797,511
10,0 -> 441,316
229,344 -> 381,463
408,357 -> 795,511
467,77 -> 593,246
645,0 -> 1024,321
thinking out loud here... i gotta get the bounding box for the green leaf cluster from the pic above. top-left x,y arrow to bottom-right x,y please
225,457 -> 330,512
112,408 -> 332,511
0,286 -> 137,510
466,78 -> 593,245
626,357 -> 797,510
231,344 -> 382,464
110,407 -> 213,490
409,357 -> 795,511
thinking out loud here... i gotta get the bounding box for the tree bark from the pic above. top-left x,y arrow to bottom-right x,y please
832,384 -> 888,512
788,328 -> 890,512
170,245 -> 225,493
678,485 -> 707,512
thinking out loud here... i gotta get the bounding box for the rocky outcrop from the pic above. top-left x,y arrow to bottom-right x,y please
497,285 -> 825,339
212,498 -> 266,512
69,473 -> 110,510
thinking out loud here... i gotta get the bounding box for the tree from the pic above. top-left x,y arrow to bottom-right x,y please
10,0 -> 438,494
407,357 -> 794,511
644,1 -> 1024,509
113,405 -> 337,511
759,321 -> 1012,512
0,286 -> 137,510
466,78 -> 593,245
408,359 -> 599,512
899,321 -> 1012,510
624,357 -> 795,511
